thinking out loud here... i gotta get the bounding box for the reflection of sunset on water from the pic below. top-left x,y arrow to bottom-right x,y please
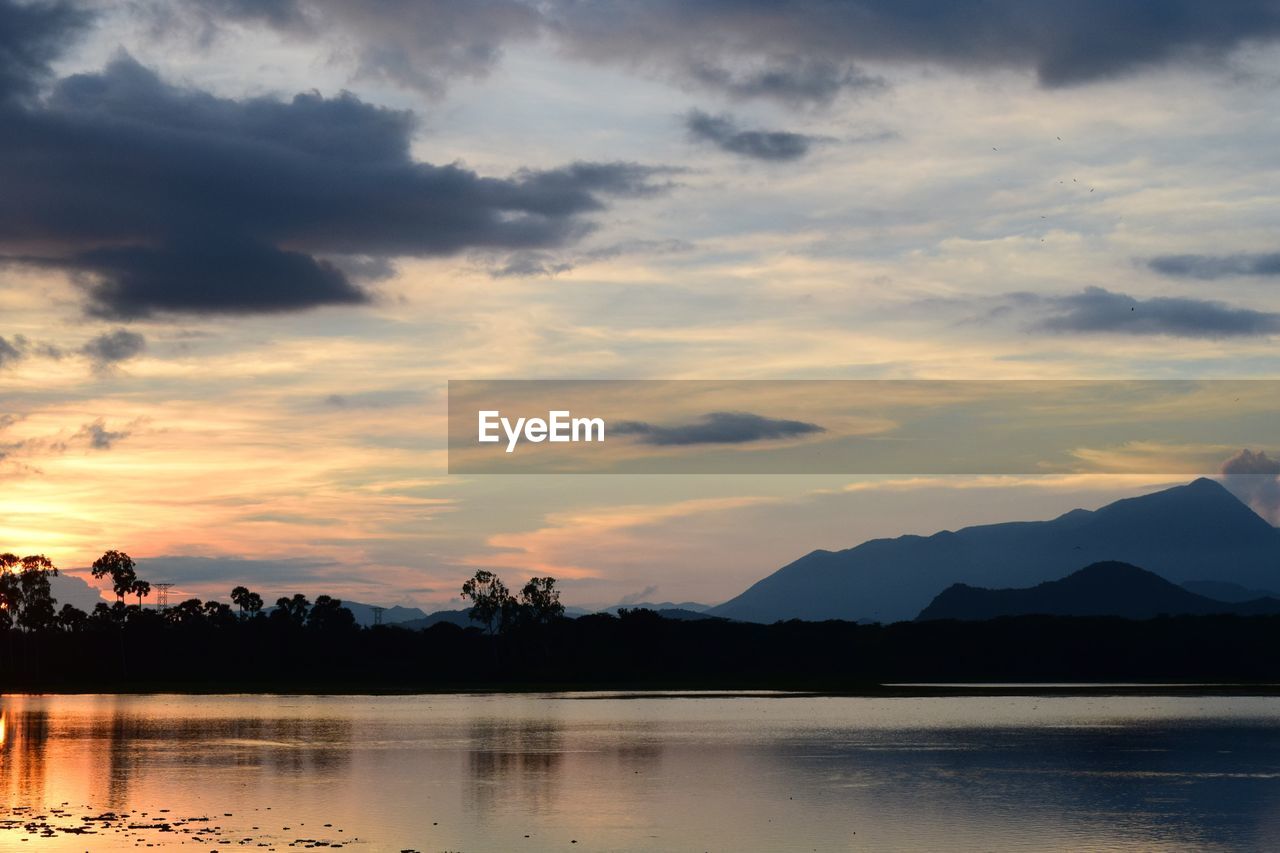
0,711 -> 6,748
0,693 -> 1276,851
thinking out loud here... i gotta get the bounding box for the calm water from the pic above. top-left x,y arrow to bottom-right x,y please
2,692 -> 1280,851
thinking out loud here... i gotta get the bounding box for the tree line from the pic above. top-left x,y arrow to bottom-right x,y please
7,549 -> 1280,692
0,550 -> 560,635
0,550 -> 359,633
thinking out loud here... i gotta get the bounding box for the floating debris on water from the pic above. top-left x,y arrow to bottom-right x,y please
0,803 -> 361,849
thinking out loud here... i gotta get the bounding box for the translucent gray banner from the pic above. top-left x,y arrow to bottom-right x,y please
447,380 -> 1278,474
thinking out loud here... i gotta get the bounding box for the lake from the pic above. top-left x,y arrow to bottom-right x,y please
1,692 -> 1279,850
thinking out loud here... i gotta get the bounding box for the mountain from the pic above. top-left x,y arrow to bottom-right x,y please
919,561 -> 1280,621
618,607 -> 719,621
710,478 -> 1280,624
1181,580 -> 1280,602
338,601 -> 428,628
394,609 -> 479,630
602,601 -> 712,615
393,605 -> 718,631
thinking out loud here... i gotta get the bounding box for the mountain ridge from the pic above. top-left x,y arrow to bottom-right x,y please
918,561 -> 1280,621
710,478 -> 1280,624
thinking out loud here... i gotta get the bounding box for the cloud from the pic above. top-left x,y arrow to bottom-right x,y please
160,0 -> 540,97
1149,252 -> 1280,279
80,329 -> 146,365
0,336 -> 20,367
1038,287 -> 1280,338
684,110 -> 818,161
74,418 -> 131,450
486,238 -> 693,278
322,390 -> 422,409
0,333 -> 64,367
1221,449 -> 1280,524
490,250 -> 576,278
682,56 -> 884,105
166,0 -> 1280,105
0,18 -> 673,317
546,0 -> 1280,95
612,412 -> 825,446
0,0 -> 89,103
616,584 -> 660,606
582,238 -> 694,261
132,554 -> 353,598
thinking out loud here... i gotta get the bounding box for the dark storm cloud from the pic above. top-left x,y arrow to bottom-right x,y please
71,240 -> 367,319
613,412 -> 825,446
167,1 -> 1280,103
1038,287 -> 1280,338
684,110 -> 817,162
0,0 -> 88,102
545,0 -> 1280,95
1221,449 -> 1280,523
80,329 -> 146,365
0,3 -> 672,318
1149,252 -> 1280,279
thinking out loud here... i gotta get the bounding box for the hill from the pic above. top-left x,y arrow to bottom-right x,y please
394,605 -> 718,630
394,609 -> 478,630
918,561 -> 1280,621
339,602 -> 428,627
710,478 -> 1280,624
602,601 -> 712,615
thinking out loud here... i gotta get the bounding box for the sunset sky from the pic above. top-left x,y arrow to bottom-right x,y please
3,0 -> 1280,610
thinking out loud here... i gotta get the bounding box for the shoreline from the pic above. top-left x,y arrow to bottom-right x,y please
6,681 -> 1280,698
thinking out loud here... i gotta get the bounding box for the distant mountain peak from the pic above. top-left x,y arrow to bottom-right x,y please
1069,560 -> 1153,579
1189,476 -> 1224,489
710,478 -> 1280,624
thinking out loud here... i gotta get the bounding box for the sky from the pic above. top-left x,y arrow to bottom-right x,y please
3,0 -> 1280,610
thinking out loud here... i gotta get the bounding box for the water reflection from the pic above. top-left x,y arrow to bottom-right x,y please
0,693 -> 1277,851
0,707 -> 50,804
467,717 -> 565,815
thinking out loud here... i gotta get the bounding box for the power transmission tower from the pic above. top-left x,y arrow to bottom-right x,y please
154,583 -> 175,611
372,606 -> 386,626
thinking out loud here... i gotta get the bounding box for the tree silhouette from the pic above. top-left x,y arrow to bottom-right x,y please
203,600 -> 237,627
91,550 -> 138,603
167,598 -> 206,626
16,556 -> 58,632
231,586 -> 264,619
0,554 -> 20,631
519,577 -> 565,625
131,579 -> 152,608
56,604 -> 88,632
0,555 -> 61,632
308,595 -> 356,631
461,570 -> 513,635
274,594 -> 310,626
